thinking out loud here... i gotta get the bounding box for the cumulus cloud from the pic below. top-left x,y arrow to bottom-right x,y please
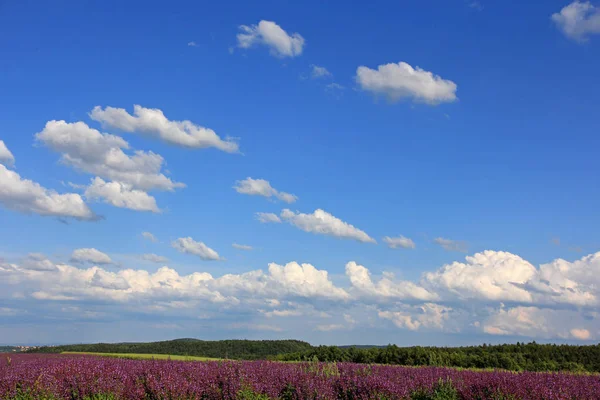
237,20 -> 304,57
266,261 -> 349,300
0,140 -> 15,167
424,250 -> 536,303
434,237 -> 468,252
379,303 -> 454,332
346,261 -> 437,301
530,252 -> 600,307
0,164 -> 96,220
482,306 -> 595,340
0,258 -> 348,306
84,177 -> 160,213
20,253 -> 57,271
71,248 -> 113,265
4,248 -> 600,339
383,235 -> 416,249
552,1 -> 600,42
142,254 -> 169,264
280,208 -> 376,243
311,65 -> 332,79
36,120 -> 184,192
255,212 -> 282,223
356,61 -> 457,104
172,237 -> 221,261
232,243 -> 253,251
142,231 -> 158,242
91,269 -> 130,290
90,105 -> 239,153
234,177 -> 297,203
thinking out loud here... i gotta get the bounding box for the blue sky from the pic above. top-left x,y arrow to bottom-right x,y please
1,0 -> 600,346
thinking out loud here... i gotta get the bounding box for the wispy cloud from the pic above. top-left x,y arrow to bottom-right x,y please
434,237 -> 468,252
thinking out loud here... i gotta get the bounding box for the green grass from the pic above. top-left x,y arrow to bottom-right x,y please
61,351 -> 221,361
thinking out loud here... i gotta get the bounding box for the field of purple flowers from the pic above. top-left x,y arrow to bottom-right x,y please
2,353 -> 600,400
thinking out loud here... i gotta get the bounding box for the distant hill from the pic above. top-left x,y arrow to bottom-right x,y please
0,346 -> 18,353
28,338 -> 313,360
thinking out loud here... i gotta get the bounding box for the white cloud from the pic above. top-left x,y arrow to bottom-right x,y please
91,269 -> 130,290
172,237 -> 221,261
71,248 -> 113,265
255,212 -> 282,223
232,243 -> 253,251
234,177 -> 297,203
4,247 -> 600,339
0,140 -> 15,167
142,231 -> 158,242
187,41 -> 197,47
261,309 -> 303,318
237,20 -> 304,57
356,61 -> 457,104
36,120 -> 184,192
434,237 -> 467,252
311,65 -> 332,79
552,1 -> 600,42
424,250 -> 536,303
315,324 -> 345,331
0,257 -> 348,306
571,328 -> 591,340
84,177 -> 160,213
266,261 -> 349,300
89,105 -> 239,153
280,208 -> 376,243
482,306 -> 595,340
379,303 -> 453,332
0,164 -> 96,220
383,235 -> 416,249
326,83 -> 345,91
346,261 -> 437,301
21,253 -> 57,271
142,254 -> 169,264
530,252 -> 600,307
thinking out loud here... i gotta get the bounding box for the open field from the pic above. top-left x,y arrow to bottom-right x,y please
3,353 -> 600,399
61,351 -> 220,362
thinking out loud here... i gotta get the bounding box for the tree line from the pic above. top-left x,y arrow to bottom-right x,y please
28,338 -> 312,360
274,342 -> 600,372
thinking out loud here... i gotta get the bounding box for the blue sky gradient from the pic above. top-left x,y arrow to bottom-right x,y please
1,0 -> 599,345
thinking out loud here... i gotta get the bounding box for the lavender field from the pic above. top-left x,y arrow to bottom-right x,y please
2,354 -> 600,399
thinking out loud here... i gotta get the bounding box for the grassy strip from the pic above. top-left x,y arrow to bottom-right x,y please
61,351 -> 220,361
